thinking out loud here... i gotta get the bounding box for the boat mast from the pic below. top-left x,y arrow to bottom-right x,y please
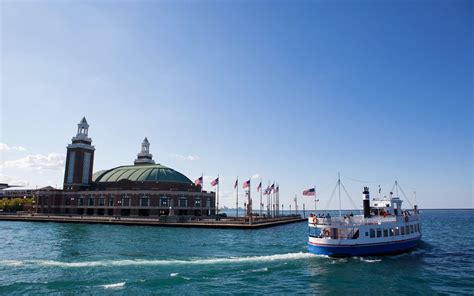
338,172 -> 342,217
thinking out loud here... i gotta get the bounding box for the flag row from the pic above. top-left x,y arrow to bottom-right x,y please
194,176 -> 279,194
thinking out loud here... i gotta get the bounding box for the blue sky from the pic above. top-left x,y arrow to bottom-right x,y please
1,0 -> 472,209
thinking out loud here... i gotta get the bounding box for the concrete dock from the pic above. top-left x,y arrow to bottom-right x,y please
0,214 -> 306,229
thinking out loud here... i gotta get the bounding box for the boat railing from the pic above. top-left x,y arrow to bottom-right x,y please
308,214 -> 417,227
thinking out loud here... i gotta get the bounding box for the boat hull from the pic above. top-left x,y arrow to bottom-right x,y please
308,237 -> 421,257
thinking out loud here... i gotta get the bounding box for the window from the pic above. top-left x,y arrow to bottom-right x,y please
179,198 -> 187,208
376,229 -> 382,238
140,197 -> 150,207
383,229 -> 388,237
78,197 -> 84,206
390,229 -> 394,236
401,227 -> 405,235
395,227 -> 399,236
405,226 -> 409,234
98,198 -> 105,206
365,232 -> 369,237
65,197 -> 70,205
206,198 -> 211,208
122,197 -> 131,207
160,197 -> 168,207
109,197 -> 115,207
370,229 -> 375,238
88,197 -> 94,206
410,225 -> 414,233
195,198 -> 201,207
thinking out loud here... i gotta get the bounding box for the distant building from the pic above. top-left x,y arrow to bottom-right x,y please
36,117 -> 215,217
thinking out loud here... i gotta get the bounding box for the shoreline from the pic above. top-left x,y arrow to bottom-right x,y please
0,214 -> 306,229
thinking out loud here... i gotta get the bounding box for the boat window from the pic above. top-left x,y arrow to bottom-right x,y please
395,227 -> 399,236
405,226 -> 409,234
410,225 -> 414,233
365,232 -> 368,237
370,229 -> 375,238
383,229 -> 388,237
390,228 -> 394,236
401,227 -> 405,235
376,229 -> 382,238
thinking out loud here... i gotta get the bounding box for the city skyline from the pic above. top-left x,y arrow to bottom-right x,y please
1,1 -> 472,209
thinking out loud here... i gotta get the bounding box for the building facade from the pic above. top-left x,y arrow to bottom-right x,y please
36,118 -> 215,217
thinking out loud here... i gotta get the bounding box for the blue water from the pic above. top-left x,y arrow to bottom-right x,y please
0,210 -> 472,295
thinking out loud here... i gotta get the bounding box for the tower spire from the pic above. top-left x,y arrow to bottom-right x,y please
134,137 -> 155,165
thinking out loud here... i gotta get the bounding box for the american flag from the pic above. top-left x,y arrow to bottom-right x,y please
194,176 -> 203,186
234,178 -> 238,189
270,184 -> 275,193
303,188 -> 316,196
211,177 -> 219,187
242,179 -> 250,189
257,182 -> 262,192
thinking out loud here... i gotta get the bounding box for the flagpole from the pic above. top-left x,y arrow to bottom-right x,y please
216,174 -> 219,218
236,177 -> 238,218
248,178 -> 251,224
259,179 -> 262,218
267,181 -> 270,217
201,172 -> 204,216
314,185 -> 317,214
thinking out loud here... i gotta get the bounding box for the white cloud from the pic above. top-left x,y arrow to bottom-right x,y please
170,153 -> 200,161
0,174 -> 30,187
0,143 -> 27,152
3,153 -> 65,171
251,174 -> 260,179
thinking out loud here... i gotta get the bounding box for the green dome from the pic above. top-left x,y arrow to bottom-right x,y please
92,164 -> 192,184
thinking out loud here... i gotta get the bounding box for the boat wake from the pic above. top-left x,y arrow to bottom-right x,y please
101,282 -> 125,289
0,252 -> 322,268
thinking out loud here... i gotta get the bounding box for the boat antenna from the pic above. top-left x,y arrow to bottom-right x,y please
338,172 -> 342,217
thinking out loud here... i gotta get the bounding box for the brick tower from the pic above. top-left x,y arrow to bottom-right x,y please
63,117 -> 95,191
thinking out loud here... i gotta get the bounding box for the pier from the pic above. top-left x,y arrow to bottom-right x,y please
0,214 -> 306,229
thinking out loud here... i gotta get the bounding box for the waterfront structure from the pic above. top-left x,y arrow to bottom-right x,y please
36,118 -> 216,217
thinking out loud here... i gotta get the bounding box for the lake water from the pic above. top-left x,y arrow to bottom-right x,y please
0,209 -> 472,295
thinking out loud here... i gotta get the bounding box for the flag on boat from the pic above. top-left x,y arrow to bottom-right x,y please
234,178 -> 238,189
303,188 -> 316,196
270,184 -> 275,193
257,182 -> 262,192
211,177 -> 219,186
194,176 -> 203,186
243,179 -> 250,189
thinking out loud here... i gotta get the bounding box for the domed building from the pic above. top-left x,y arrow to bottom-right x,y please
36,118 -> 216,218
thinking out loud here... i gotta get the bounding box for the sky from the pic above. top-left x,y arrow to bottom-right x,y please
1,0 -> 472,209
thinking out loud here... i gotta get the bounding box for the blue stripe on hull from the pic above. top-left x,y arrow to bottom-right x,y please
308,238 -> 421,257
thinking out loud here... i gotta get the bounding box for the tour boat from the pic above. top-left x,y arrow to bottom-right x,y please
308,183 -> 421,257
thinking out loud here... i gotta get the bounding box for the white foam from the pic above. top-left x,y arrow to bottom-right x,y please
359,258 -> 382,263
102,282 -> 125,289
170,273 -> 179,277
0,260 -> 24,266
1,252 -> 318,268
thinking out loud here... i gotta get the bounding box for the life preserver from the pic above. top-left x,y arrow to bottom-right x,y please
324,229 -> 330,237
404,216 -> 409,222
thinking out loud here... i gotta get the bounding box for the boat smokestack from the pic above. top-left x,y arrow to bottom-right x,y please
363,187 -> 370,218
